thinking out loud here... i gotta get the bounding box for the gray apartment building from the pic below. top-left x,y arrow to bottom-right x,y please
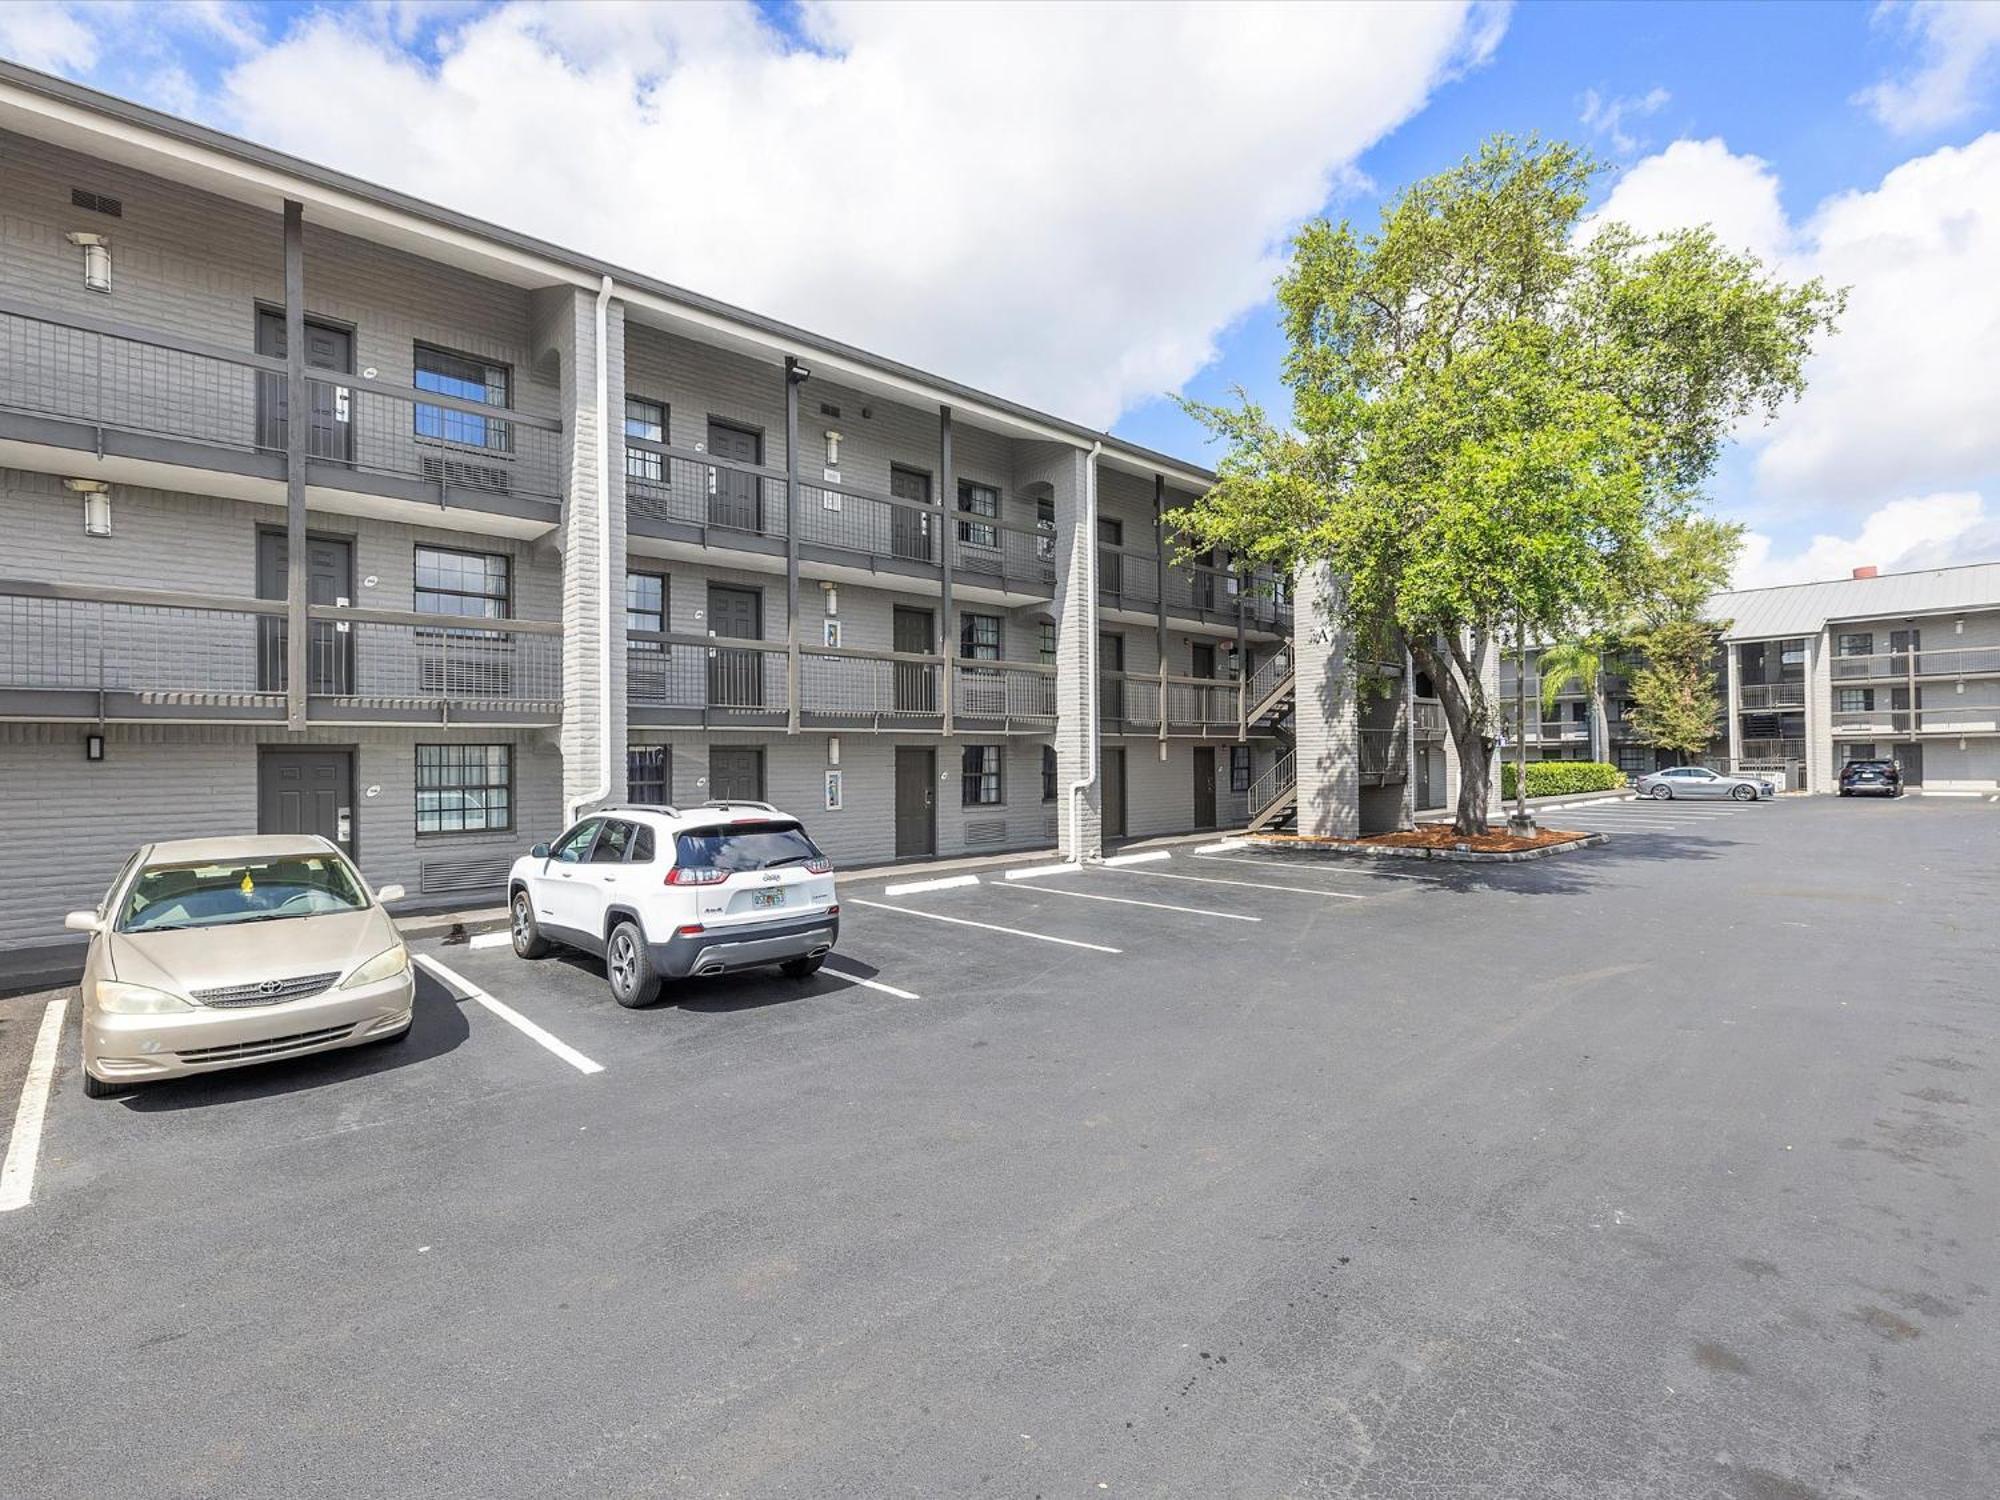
1,63 -> 1383,957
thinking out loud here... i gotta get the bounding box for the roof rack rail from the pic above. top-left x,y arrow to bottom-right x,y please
594,804 -> 680,817
700,799 -> 780,812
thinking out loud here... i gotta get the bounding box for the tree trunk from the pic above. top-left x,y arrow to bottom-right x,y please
1456,733 -> 1493,834
1410,632 -> 1493,836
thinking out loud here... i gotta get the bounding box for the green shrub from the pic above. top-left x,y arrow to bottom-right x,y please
1500,760 -> 1626,800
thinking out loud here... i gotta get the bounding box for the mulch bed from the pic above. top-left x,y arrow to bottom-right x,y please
1257,825 -> 1591,854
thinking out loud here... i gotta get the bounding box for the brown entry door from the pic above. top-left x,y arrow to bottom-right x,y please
706,419 -> 763,532
257,530 -> 353,694
890,466 -> 934,563
1193,746 -> 1217,828
706,584 -> 763,709
1100,632 -> 1125,723
259,748 -> 354,856
895,746 -> 936,858
708,746 -> 765,802
255,311 -> 354,461
1101,747 -> 1127,840
893,606 -> 935,714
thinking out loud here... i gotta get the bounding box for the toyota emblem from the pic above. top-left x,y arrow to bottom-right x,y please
256,979 -> 284,996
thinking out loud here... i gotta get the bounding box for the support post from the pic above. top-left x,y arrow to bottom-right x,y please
283,199 -> 307,731
784,357 -> 803,734
1153,475 -> 1169,670
939,404 -> 955,737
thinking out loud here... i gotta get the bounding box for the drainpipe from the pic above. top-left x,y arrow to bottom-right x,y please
1067,442 -> 1103,862
571,274 -> 617,822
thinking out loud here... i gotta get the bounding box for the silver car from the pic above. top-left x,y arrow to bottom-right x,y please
66,835 -> 414,1098
1634,766 -> 1775,802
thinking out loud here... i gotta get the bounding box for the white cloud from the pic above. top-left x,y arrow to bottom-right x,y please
1578,84 -> 1669,154
1736,491 -> 1996,588
0,1 -> 99,72
28,0 -> 1504,427
1590,137 -> 1792,264
1593,132 -> 2000,514
1854,0 -> 2000,135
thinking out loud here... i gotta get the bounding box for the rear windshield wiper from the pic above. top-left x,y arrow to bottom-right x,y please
760,854 -> 816,869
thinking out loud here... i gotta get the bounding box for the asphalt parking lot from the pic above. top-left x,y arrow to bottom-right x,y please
2,794 -> 1995,1498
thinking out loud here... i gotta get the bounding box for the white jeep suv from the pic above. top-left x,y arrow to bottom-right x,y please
506,802 -> 839,1007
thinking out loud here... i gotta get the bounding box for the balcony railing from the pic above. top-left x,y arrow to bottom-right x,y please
1831,707 -> 2000,736
1359,726 -> 1409,781
1831,643 -> 2000,681
1412,698 -> 1446,738
0,581 -> 561,722
1,302 -> 563,504
1099,670 -> 1241,736
1247,749 -> 1295,816
1740,737 -> 1806,761
1738,681 -> 1806,709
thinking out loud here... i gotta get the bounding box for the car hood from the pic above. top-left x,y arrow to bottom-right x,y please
107,908 -> 395,996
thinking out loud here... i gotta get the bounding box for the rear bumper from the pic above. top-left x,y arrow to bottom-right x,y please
651,912 -> 839,979
83,969 -> 416,1083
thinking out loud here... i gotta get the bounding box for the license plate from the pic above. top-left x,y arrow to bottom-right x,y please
752,889 -> 785,909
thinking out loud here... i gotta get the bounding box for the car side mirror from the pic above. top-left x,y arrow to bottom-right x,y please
64,910 -> 102,934
374,883 -> 406,905
530,842 -> 551,860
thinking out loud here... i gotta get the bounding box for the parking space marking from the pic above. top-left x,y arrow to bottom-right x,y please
1192,839 -> 1248,853
413,954 -> 605,1076
467,931 -> 511,950
1192,852 -> 1427,881
1101,850 -> 1172,867
848,898 -> 1122,953
1004,861 -> 1083,881
994,881 -> 1260,921
882,874 -> 982,896
1104,868 -> 1366,900
818,964 -> 921,1000
0,997 -> 68,1214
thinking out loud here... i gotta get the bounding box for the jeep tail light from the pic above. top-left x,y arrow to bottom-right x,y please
804,857 -> 834,875
666,865 -> 727,886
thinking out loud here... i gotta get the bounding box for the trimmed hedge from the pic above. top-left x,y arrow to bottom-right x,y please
1500,760 -> 1626,800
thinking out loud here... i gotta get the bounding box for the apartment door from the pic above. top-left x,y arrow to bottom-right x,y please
255,310 -> 354,461
705,584 -> 763,708
258,748 -> 354,857
1891,741 -> 1924,787
892,606 -> 936,714
708,746 -> 765,802
1889,627 -> 1920,676
1189,641 -> 1217,728
257,530 -> 353,694
1192,746 -> 1217,828
1097,517 -> 1124,596
1100,632 -> 1126,723
889,465 -> 934,564
1101,746 -> 1127,840
894,746 -> 936,858
706,419 -> 763,532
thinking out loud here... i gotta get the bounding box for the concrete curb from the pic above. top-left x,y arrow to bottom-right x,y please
1246,831 -> 1609,864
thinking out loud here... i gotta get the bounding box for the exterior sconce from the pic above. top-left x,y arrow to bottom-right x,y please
821,581 -> 838,616
66,231 -> 111,292
66,477 -> 112,536
824,430 -> 842,466
86,733 -> 105,762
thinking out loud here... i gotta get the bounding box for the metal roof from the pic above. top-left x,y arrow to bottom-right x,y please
1710,561 -> 2000,639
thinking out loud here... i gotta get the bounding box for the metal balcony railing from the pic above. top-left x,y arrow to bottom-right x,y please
953,660 -> 1057,727
1099,670 -> 1241,736
0,302 -> 563,504
1247,748 -> 1295,817
1831,643 -> 2000,681
951,515 -> 1057,591
1740,737 -> 1807,761
1738,681 -> 1806,709
1412,698 -> 1446,738
625,445 -> 789,538
0,582 -> 560,720
1359,726 -> 1409,779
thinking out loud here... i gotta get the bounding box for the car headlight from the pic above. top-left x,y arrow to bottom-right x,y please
341,943 -> 410,990
95,980 -> 195,1015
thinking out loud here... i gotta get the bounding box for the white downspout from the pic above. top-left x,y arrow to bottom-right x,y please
1067,441 -> 1103,862
571,274 -> 617,822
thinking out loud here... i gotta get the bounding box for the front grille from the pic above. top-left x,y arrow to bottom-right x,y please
190,971 -> 341,1008
176,1023 -> 357,1064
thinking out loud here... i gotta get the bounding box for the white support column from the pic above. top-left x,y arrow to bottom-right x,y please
1725,641 -> 1743,770
1291,563 -> 1359,838
1030,443 -> 1099,861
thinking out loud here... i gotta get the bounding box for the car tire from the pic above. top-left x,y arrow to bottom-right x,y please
511,890 -> 551,959
81,1069 -> 125,1100
606,920 -> 664,1009
781,954 -> 825,979
1839,789 -> 1851,796
1649,785 -> 1673,800
1731,784 -> 1756,802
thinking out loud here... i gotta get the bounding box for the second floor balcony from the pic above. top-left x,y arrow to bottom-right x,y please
1096,541 -> 1291,634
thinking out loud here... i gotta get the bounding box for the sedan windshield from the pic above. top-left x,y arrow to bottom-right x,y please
675,821 -> 823,873
118,855 -> 368,933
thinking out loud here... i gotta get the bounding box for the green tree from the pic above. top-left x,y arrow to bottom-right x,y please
1171,136 -> 1839,833
1536,636 -> 1610,761
1625,514 -> 1743,762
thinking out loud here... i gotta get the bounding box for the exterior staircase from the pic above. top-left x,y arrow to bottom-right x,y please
1245,749 -> 1296,831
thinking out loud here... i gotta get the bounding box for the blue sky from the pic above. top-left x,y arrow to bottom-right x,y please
3,0 -> 1998,586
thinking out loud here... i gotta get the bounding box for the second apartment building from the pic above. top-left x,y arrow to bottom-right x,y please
0,63 -> 1310,954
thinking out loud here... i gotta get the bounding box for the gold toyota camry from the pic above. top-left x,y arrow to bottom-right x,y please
67,835 -> 415,1098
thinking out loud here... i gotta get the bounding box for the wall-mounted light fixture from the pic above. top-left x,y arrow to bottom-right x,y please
65,231 -> 111,293
85,732 -> 104,762
65,477 -> 112,537
824,429 -> 842,466
821,581 -> 838,616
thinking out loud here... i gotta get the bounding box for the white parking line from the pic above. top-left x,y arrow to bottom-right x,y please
993,881 -> 1260,921
1192,839 -> 1248,853
883,874 -> 981,896
467,931 -> 511,950
1101,849 -> 1172,866
1100,867 -> 1365,900
1193,852 -> 1428,881
818,963 -> 920,1000
1005,862 -> 1083,881
413,954 -> 605,1076
848,898 -> 1122,952
0,997 -> 68,1214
